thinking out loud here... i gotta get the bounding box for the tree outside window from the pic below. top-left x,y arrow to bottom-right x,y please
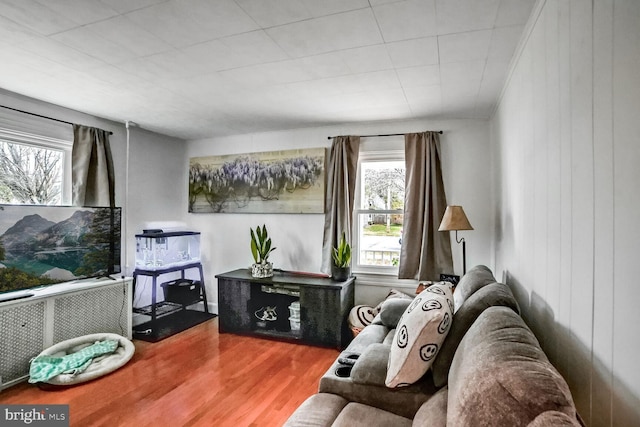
0,140 -> 63,205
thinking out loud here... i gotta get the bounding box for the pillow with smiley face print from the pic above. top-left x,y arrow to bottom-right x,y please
385,283 -> 453,388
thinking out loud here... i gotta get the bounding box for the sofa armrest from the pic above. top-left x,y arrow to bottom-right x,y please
351,343 -> 390,386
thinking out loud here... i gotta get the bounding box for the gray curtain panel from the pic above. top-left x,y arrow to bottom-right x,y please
321,135 -> 360,274
72,124 -> 115,207
398,132 -> 452,280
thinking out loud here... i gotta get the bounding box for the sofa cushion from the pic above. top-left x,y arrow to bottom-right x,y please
452,265 -> 496,311
412,386 -> 448,427
447,306 -> 577,426
528,411 -> 582,426
333,402 -> 412,427
379,298 -> 413,329
431,282 -> 520,387
282,393 -> 348,427
386,283 -> 453,388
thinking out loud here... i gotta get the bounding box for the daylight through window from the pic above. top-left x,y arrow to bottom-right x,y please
354,158 -> 405,272
0,140 -> 65,205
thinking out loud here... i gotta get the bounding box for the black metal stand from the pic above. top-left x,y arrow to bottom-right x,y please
132,262 -> 214,342
455,231 -> 467,275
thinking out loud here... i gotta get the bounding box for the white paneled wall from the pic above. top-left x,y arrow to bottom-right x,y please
491,0 -> 640,425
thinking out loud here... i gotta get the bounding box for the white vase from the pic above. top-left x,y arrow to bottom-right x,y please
251,261 -> 273,278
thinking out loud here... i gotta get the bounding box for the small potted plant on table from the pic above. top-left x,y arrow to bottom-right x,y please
331,232 -> 352,281
250,224 -> 276,278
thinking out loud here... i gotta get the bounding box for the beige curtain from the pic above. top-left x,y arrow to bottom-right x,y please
72,124 -> 115,207
398,132 -> 452,280
321,136 -> 360,274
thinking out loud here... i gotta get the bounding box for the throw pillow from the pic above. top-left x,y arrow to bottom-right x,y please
378,298 -> 413,329
375,288 -> 414,314
385,283 -> 453,388
348,305 -> 376,336
431,282 -> 520,387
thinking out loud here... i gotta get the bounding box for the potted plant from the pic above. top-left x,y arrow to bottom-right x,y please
250,224 -> 276,278
331,232 -> 352,281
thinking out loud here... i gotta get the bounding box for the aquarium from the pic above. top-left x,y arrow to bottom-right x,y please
0,204 -> 121,295
135,231 -> 200,270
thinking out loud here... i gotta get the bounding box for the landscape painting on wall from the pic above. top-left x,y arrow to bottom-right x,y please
188,148 -> 326,214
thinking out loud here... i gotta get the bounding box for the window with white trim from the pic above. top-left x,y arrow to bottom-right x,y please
353,145 -> 405,275
0,129 -> 72,205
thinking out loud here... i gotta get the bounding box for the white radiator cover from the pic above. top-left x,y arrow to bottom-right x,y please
0,278 -> 132,390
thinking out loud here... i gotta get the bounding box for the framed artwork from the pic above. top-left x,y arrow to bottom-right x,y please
188,148 -> 326,214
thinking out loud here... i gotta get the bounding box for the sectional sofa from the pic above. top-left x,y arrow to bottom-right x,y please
284,265 -> 583,426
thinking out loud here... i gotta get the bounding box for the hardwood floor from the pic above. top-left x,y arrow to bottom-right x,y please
0,318 -> 339,427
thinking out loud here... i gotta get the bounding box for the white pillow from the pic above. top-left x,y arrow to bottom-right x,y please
385,283 -> 453,388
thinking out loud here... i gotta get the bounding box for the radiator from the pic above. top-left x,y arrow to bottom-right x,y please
0,278 -> 131,390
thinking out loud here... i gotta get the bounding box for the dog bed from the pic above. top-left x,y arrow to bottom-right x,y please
29,333 -> 135,385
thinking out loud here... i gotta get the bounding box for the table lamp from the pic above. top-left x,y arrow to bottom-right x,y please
438,205 -> 473,274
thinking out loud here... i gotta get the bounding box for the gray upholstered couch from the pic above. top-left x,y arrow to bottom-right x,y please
284,265 -> 583,426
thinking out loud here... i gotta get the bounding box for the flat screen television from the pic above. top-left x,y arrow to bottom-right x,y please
0,204 -> 121,295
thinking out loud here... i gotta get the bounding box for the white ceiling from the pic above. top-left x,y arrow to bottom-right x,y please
0,0 -> 535,140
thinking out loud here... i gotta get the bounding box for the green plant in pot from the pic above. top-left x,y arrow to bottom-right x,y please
331,232 -> 352,281
250,224 -> 276,278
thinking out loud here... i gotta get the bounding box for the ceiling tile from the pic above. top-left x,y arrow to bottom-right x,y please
435,0 -> 500,35
296,52 -> 352,79
438,29 -> 492,63
266,9 -> 382,58
0,15 -> 40,45
0,0 -> 535,139
218,60 -> 313,88
386,37 -> 439,68
98,0 -> 168,14
17,37 -> 108,71
440,60 -> 486,85
397,65 -> 440,88
488,25 -> 524,59
235,0 -> 313,27
86,15 -> 173,58
125,0 -> 258,48
373,0 -> 437,42
495,0 -> 536,27
0,0 -> 78,35
301,0 -> 370,17
34,0 -> 119,26
184,31 -> 289,72
52,26 -> 138,64
404,84 -> 442,115
338,44 -> 394,73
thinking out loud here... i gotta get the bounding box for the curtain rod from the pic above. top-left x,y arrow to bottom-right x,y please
0,104 -> 113,135
326,131 -> 442,140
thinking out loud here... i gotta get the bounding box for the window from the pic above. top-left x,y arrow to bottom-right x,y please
353,149 -> 405,274
0,130 -> 71,205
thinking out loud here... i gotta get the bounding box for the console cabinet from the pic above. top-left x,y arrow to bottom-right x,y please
216,269 -> 355,349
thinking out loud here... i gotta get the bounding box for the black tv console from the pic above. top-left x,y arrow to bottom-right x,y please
216,269 -> 355,349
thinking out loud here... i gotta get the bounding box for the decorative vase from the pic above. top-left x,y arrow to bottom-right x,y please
331,264 -> 351,282
251,261 -> 273,278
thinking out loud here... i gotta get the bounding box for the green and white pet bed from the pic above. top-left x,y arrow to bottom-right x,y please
29,333 -> 135,385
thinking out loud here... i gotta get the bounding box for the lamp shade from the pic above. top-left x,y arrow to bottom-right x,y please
438,205 -> 473,231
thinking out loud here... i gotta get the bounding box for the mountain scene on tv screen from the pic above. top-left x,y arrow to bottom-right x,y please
0,209 -> 118,293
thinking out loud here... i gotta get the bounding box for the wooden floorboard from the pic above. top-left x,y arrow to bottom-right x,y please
0,318 -> 339,427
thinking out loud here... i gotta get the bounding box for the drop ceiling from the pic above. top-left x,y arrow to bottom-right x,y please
0,0 -> 535,140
